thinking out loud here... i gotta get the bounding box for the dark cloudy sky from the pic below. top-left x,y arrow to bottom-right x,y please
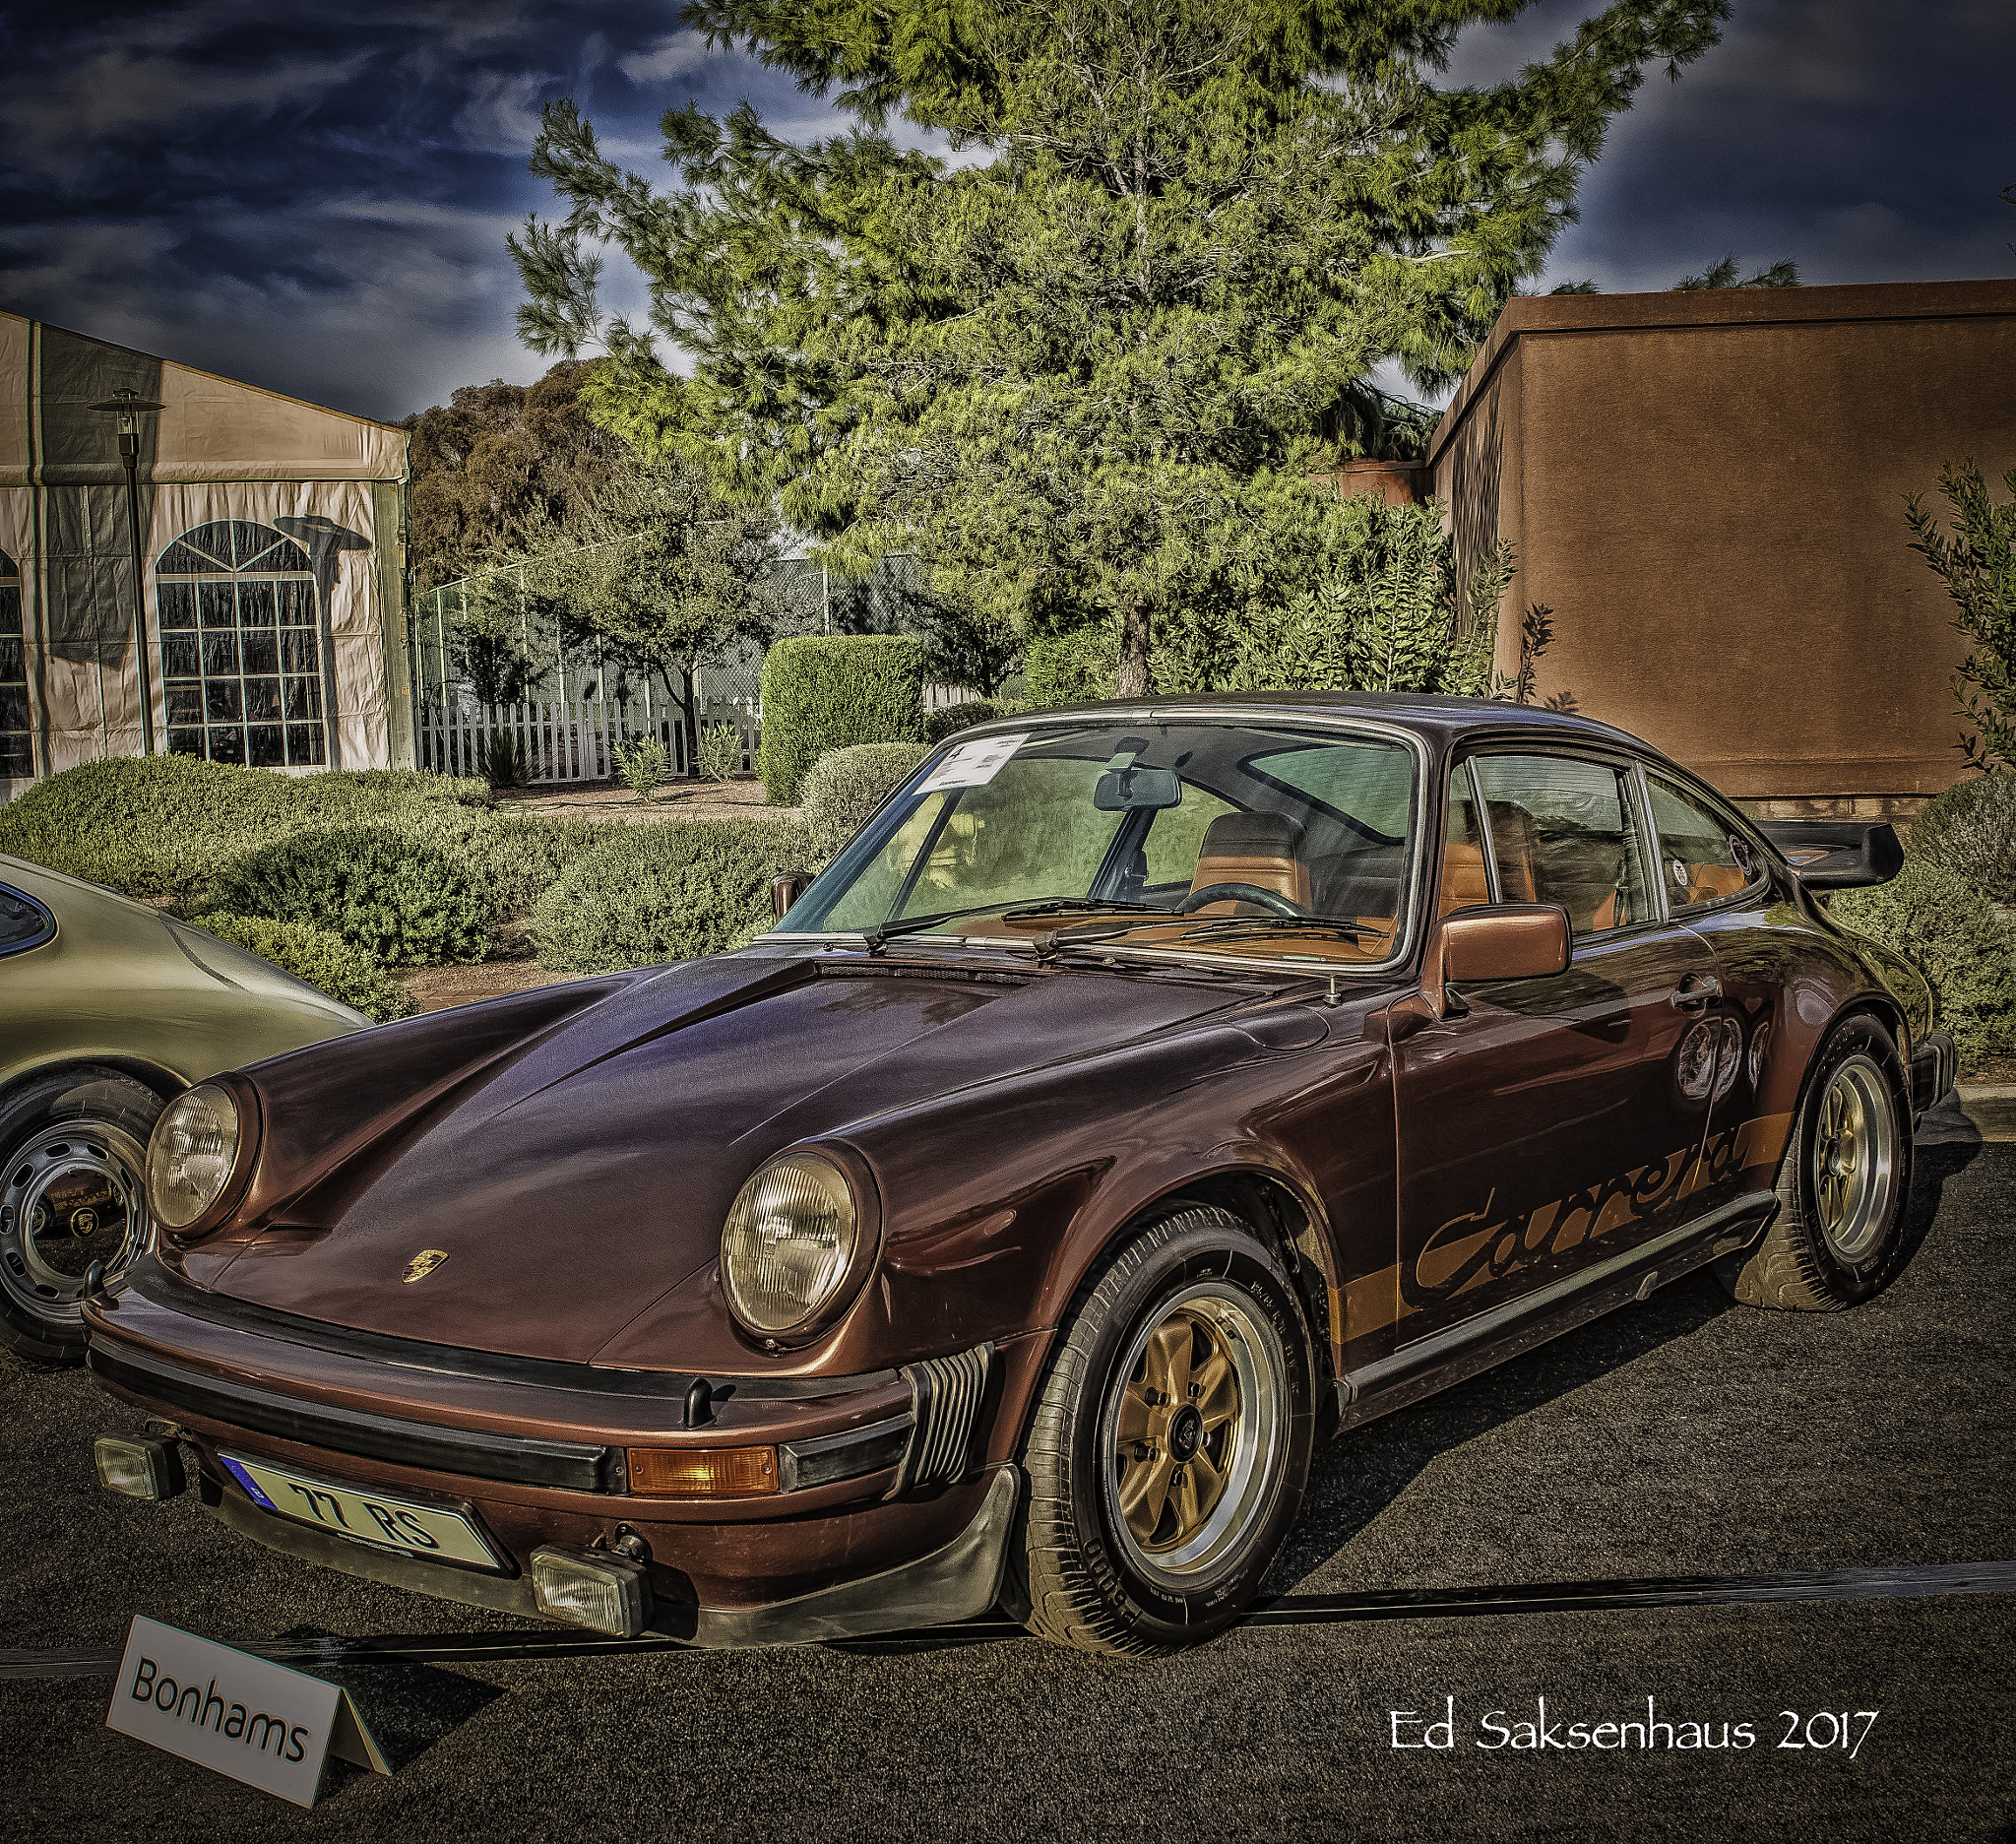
1,0 -> 2009,425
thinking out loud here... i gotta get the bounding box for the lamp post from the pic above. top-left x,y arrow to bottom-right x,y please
89,388 -> 164,754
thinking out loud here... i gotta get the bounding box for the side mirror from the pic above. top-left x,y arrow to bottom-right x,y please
1756,820 -> 1903,889
771,872 -> 810,922
1397,903 -> 1571,1029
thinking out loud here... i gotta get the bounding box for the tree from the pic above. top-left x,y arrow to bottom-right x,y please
450,574 -> 545,707
515,0 -> 1727,695
1907,461 -> 2016,774
403,360 -> 632,590
1673,254 -> 1798,289
529,463 -> 783,770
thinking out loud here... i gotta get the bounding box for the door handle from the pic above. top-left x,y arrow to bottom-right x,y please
1670,974 -> 1721,1009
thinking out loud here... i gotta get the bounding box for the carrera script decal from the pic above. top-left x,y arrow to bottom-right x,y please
1331,1113 -> 1794,1349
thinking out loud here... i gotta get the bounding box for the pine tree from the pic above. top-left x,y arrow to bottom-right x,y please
516,0 -> 1728,693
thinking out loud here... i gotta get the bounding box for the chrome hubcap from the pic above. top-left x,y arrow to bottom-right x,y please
1812,1056 -> 1896,1264
0,1126 -> 151,1328
1102,1282 -> 1286,1584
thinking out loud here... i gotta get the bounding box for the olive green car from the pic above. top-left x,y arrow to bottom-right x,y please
1,853 -> 366,1364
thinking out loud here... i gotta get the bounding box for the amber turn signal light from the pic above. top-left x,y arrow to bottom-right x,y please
627,1444 -> 779,1497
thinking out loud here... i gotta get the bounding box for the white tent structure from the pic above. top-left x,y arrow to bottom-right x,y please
0,314 -> 412,796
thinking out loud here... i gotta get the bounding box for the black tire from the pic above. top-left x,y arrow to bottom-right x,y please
1014,1206 -> 1316,1655
0,1068 -> 165,1366
1714,1015 -> 1913,1311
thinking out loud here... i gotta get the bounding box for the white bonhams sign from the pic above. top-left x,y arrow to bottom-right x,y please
105,1617 -> 390,1807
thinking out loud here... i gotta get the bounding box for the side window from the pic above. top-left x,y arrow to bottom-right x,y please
1470,754 -> 1653,935
1648,775 -> 1760,910
1438,766 -> 1493,916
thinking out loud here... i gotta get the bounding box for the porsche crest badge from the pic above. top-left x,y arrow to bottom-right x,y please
403,1249 -> 450,1285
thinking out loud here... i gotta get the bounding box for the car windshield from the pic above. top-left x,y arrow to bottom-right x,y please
779,720 -> 1418,964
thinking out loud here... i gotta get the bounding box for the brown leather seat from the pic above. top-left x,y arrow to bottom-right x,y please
1438,842 -> 1492,917
1686,862 -> 1747,904
1188,811 -> 1312,913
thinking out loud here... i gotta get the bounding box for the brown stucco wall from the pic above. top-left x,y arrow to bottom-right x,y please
1427,280 -> 2016,802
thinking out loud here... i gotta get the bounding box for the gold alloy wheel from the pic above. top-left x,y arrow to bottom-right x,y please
1811,1054 -> 1897,1265
1102,1282 -> 1287,1583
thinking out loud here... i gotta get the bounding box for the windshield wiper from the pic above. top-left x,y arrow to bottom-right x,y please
1177,917 -> 1389,944
1000,898 -> 1169,921
859,897 -> 1159,955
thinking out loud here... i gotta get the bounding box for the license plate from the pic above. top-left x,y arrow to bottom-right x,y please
220,1453 -> 506,1571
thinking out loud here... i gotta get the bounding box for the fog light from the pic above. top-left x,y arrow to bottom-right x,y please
529,1547 -> 652,1637
94,1435 -> 185,1501
627,1445 -> 778,1497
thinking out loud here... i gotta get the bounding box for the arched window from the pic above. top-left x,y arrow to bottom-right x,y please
157,521 -> 326,767
0,548 -> 27,778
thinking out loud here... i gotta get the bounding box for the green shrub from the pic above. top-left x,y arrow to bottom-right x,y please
211,824 -> 493,967
613,734 -> 672,801
922,699 -> 1023,745
447,812 -> 623,915
532,818 -> 813,971
1832,858 -> 2016,1065
188,913 -> 417,1023
698,722 -> 742,783
800,742 -> 931,860
1906,774 -> 2016,903
757,635 -> 925,805
482,730 -> 532,790
1023,626 -> 1116,707
0,755 -> 489,903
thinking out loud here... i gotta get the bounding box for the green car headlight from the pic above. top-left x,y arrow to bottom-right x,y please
722,1152 -> 862,1337
147,1083 -> 245,1235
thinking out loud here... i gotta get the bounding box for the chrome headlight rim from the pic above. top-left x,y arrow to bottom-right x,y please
720,1145 -> 881,1348
146,1076 -> 261,1240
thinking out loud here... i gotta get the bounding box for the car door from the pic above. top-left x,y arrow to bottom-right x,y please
1384,747 -> 1721,1355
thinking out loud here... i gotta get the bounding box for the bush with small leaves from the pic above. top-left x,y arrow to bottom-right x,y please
1906,774 -> 2016,904
188,913 -> 417,1023
211,825 -> 493,967
0,755 -> 490,904
799,742 -> 932,860
1832,858 -> 2016,1067
922,700 -> 1022,745
532,818 -> 813,971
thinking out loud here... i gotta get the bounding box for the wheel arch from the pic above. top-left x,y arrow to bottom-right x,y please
0,1056 -> 186,1125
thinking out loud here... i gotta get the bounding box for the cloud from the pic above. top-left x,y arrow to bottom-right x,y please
619,32 -> 721,84
450,69 -> 556,155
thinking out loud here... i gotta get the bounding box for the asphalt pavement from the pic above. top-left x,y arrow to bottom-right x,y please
2,1132 -> 2011,1843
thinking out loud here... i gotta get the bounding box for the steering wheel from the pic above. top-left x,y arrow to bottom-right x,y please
1176,882 -> 1311,918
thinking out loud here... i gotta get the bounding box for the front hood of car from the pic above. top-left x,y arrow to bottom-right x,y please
197,952 -> 1258,1364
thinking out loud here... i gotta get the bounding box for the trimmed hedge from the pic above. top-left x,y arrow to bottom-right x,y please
1832,858 -> 2016,1065
0,756 -> 490,904
922,699 -> 1023,745
1907,773 -> 2016,903
757,635 -> 925,806
533,818 -> 813,971
1023,625 -> 1116,708
189,913 -> 417,1023
211,824 -> 493,967
800,742 -> 931,860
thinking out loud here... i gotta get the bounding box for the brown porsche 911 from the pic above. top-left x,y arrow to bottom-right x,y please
87,694 -> 1949,1654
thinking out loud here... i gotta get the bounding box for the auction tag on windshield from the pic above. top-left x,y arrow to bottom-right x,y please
916,732 -> 1029,793
106,1616 -> 389,1807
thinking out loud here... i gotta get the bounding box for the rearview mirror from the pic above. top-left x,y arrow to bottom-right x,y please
1396,903 -> 1571,1029
771,871 -> 810,921
1094,766 -> 1182,812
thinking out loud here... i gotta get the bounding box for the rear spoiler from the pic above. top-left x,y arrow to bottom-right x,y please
1757,820 -> 1904,890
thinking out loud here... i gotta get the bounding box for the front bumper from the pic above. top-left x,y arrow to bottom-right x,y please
85,1258 -> 1018,1643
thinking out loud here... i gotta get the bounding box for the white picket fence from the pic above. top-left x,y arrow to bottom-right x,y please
419,684 -> 978,786
419,695 -> 763,785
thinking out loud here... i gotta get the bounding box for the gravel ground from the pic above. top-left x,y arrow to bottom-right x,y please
2,1138 -> 2009,1842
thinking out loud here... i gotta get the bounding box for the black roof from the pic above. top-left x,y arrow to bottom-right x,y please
991,690 -> 1652,755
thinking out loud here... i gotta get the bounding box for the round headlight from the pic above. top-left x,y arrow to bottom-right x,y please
721,1152 -> 861,1336
147,1084 -> 242,1234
